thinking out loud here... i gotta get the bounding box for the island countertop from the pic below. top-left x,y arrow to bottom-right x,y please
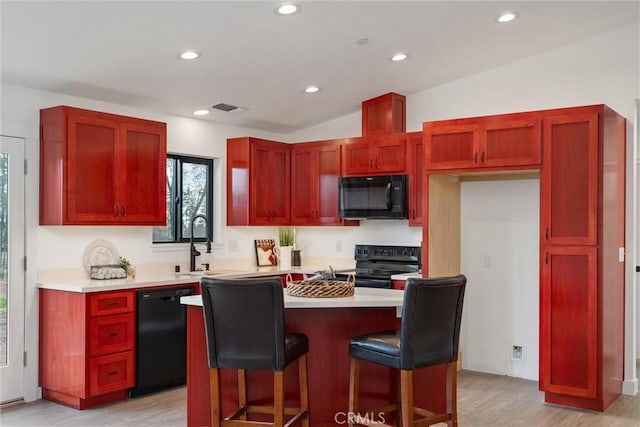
181,287 -> 405,312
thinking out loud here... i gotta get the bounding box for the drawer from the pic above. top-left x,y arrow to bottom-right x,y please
89,313 -> 135,356
89,291 -> 134,316
89,351 -> 135,396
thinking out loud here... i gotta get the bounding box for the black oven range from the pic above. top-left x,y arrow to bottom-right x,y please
336,244 -> 421,288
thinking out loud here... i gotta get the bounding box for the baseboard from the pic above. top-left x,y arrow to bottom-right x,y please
622,378 -> 638,396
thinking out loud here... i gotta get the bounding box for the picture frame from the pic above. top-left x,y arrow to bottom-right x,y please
254,239 -> 277,266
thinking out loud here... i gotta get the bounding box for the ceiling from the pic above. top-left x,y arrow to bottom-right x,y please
2,1 -> 638,134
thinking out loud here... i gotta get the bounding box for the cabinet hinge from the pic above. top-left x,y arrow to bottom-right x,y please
23,256 -> 27,271
23,351 -> 27,367
24,159 -> 28,175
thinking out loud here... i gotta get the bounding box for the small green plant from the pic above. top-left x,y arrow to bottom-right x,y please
118,256 -> 131,270
278,227 -> 295,247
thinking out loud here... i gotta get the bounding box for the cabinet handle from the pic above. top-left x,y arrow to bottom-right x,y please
412,208 -> 416,219
105,301 -> 118,307
375,158 -> 378,169
121,205 -> 126,217
481,152 -> 485,163
106,371 -> 118,377
545,228 -> 549,240
106,333 -> 119,337
545,252 -> 549,264
370,159 -> 373,169
474,152 -> 478,164
114,205 -> 119,217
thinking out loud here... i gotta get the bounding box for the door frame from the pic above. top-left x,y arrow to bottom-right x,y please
0,135 -> 26,403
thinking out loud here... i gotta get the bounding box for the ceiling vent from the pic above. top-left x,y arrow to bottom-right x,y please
212,103 -> 238,112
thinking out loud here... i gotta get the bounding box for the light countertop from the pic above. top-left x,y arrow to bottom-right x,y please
390,272 -> 421,281
182,287 -> 404,315
36,264 -> 355,293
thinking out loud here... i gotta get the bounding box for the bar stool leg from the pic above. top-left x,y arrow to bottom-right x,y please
447,362 -> 458,426
348,357 -> 360,427
274,370 -> 285,427
238,369 -> 247,420
209,368 -> 222,427
298,354 -> 310,427
400,369 -> 414,427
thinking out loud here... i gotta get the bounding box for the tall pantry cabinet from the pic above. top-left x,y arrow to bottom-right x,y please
539,105 -> 626,411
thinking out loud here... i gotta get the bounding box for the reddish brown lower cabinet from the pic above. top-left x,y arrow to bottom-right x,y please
39,289 -> 136,409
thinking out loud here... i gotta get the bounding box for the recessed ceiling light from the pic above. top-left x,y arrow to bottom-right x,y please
304,86 -> 320,94
497,12 -> 518,23
179,50 -> 201,60
390,53 -> 408,62
193,109 -> 210,116
275,2 -> 300,15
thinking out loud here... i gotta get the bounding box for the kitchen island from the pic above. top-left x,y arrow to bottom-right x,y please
181,288 -> 451,426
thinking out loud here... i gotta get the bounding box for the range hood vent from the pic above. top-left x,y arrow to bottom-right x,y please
212,103 -> 238,112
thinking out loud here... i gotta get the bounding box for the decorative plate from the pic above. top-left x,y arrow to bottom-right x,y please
83,239 -> 119,273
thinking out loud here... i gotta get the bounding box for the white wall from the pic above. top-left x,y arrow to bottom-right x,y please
460,179 -> 539,380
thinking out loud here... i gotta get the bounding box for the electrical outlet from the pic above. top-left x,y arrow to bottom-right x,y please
511,345 -> 524,361
336,240 -> 343,252
228,240 -> 238,252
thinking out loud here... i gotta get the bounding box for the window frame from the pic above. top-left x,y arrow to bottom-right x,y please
153,153 -> 213,244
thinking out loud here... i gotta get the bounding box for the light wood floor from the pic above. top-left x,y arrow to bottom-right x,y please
1,370 -> 638,426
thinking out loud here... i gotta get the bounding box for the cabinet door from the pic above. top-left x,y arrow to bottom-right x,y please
342,138 -> 371,175
66,113 -> 119,223
373,133 -> 406,173
482,118 -> 541,167
250,141 -> 290,224
291,145 -> 316,224
541,112 -> 598,246
89,351 -> 135,397
315,142 -> 341,224
407,132 -> 423,226
118,121 -> 166,224
424,122 -> 480,170
540,246 -> 597,399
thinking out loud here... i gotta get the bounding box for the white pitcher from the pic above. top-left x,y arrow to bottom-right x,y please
274,246 -> 292,269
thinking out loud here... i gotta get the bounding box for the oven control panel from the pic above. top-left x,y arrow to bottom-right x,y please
354,244 -> 421,263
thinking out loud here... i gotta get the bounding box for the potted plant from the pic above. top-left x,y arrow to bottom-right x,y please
119,256 -> 136,278
276,227 -> 295,269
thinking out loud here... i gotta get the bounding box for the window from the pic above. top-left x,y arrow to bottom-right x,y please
153,154 -> 213,243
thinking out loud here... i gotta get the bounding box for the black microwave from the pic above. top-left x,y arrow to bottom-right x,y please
338,175 -> 408,219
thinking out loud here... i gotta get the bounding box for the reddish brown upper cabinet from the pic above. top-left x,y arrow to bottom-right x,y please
407,132 -> 423,226
39,106 -> 166,225
342,133 -> 406,176
539,105 -> 626,412
361,92 -> 406,136
291,140 -> 343,225
226,137 -> 290,225
423,112 -> 541,172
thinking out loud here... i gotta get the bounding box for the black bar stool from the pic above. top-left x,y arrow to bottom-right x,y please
201,276 -> 309,427
348,275 -> 467,426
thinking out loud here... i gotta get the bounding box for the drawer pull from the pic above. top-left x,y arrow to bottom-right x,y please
105,302 -> 118,307
106,371 -> 118,376
106,333 -> 119,337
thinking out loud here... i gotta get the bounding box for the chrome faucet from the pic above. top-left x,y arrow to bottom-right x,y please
190,214 -> 211,272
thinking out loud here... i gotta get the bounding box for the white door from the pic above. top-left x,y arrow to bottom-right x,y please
0,136 -> 25,403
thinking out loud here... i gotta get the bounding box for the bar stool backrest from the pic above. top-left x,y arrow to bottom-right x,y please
201,277 -> 286,370
400,274 -> 467,370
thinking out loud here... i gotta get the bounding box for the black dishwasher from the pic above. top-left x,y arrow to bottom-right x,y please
129,285 -> 196,397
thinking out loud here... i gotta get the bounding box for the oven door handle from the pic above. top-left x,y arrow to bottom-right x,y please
385,182 -> 392,210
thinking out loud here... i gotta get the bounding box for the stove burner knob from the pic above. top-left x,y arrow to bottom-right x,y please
402,249 -> 409,256
410,249 -> 417,257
